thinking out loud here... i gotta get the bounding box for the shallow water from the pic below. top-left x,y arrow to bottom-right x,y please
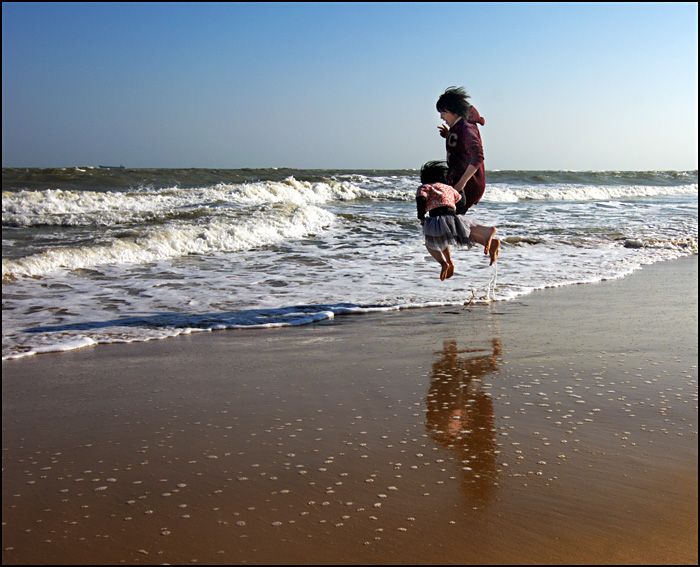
2,168 -> 697,359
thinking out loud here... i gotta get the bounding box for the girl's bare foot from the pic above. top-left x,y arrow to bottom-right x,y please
440,263 -> 448,281
489,239 -> 500,265
483,228 -> 496,256
445,263 -> 455,279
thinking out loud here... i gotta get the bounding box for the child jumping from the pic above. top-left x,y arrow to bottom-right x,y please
436,86 -> 486,214
416,160 -> 499,281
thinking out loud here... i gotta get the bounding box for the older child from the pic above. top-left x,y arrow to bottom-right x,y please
417,161 -> 499,281
436,86 -> 486,214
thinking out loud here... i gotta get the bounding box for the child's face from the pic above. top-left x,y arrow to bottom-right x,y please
440,110 -> 460,127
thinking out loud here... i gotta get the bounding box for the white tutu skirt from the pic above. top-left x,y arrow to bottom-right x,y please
423,214 -> 476,251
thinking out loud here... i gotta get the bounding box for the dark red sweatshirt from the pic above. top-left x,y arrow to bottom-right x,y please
446,110 -> 485,214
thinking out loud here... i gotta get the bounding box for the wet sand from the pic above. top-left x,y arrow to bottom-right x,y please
2,256 -> 697,565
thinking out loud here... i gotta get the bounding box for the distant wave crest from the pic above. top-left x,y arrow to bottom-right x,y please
2,177 -> 369,228
2,204 -> 335,279
483,183 -> 698,203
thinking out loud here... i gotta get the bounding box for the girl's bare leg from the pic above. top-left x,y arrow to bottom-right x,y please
427,247 -> 449,280
488,238 -> 500,265
443,246 -> 455,279
427,246 -> 455,280
468,225 -> 500,265
470,225 -> 497,256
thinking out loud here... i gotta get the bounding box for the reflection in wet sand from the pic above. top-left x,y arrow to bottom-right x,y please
426,338 -> 503,506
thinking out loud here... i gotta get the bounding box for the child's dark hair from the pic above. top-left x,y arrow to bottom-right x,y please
420,161 -> 449,184
436,86 -> 472,120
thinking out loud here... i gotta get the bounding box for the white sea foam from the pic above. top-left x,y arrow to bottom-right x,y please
483,183 -> 698,203
1,177 -> 370,227
2,204 -> 335,279
216,177 -> 373,205
4,179 -> 696,229
2,170 -> 697,360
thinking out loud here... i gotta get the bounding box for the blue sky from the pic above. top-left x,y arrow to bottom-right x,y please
2,2 -> 698,170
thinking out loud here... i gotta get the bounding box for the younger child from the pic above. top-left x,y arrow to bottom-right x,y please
417,161 -> 499,281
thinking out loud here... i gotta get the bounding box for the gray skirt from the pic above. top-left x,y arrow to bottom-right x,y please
423,214 -> 476,251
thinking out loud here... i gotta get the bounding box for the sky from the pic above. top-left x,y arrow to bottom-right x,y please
2,2 -> 698,170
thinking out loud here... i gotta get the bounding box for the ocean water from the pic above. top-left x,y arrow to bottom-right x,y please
2,167 -> 697,360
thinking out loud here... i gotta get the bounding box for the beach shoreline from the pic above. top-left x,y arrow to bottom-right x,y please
2,256 -> 697,565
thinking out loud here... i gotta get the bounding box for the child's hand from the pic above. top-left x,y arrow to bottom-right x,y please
438,124 -> 449,138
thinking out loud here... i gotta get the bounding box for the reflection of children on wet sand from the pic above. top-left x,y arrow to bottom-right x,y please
416,161 -> 500,281
426,338 -> 503,505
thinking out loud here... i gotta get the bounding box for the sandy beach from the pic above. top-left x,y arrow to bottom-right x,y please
2,256 -> 697,565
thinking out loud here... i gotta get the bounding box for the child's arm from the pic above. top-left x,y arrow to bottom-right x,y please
454,164 -> 478,193
416,195 -> 427,223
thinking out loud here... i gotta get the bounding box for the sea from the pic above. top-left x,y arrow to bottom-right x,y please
2,167 -> 698,360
